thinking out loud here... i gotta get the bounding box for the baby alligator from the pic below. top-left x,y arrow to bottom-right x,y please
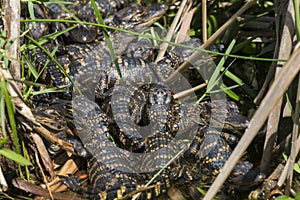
32,3 -> 167,101
30,1 -> 263,199
35,91 -> 261,200
35,0 -> 128,43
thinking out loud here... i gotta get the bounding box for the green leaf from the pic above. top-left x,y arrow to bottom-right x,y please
0,148 -> 32,166
206,39 -> 236,93
293,162 -> 300,174
282,153 -> 300,174
1,78 -> 20,153
294,0 -> 300,41
0,93 -> 6,137
28,0 -> 36,29
275,196 -> 294,200
198,39 -> 241,102
285,93 -> 295,121
31,85 -> 70,95
283,153 -> 288,161
221,84 -> 240,101
0,136 -> 9,146
23,55 -> 39,79
196,186 -> 207,196
295,192 -> 300,200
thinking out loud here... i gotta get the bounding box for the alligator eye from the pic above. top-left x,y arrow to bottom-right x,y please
227,134 -> 239,145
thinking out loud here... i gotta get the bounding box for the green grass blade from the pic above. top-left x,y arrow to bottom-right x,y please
0,92 -> 6,137
23,55 -> 39,79
31,85 -> 70,95
223,67 -> 256,99
220,84 -> 240,100
90,0 -> 121,78
21,19 -> 287,63
210,38 -> 256,99
27,0 -> 36,29
0,148 -> 32,166
294,0 -> 300,41
0,136 -> 9,146
1,78 -> 20,154
204,38 -> 239,100
207,38 -> 237,91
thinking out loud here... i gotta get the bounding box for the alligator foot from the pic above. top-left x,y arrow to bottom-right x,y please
59,174 -> 83,193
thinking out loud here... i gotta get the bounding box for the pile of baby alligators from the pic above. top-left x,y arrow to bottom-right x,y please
27,0 -> 265,199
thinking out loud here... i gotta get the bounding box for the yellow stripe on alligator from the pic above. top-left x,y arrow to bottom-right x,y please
99,192 -> 107,200
117,185 -> 127,198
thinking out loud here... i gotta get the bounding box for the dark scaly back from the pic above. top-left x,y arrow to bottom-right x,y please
184,101 -> 249,159
72,96 -> 174,199
32,2 -> 167,102
44,0 -> 128,43
181,101 -> 256,185
141,84 -> 182,191
77,0 -> 128,21
92,84 -> 181,199
92,57 -> 158,151
194,127 -> 254,185
197,101 -> 249,131
72,96 -> 140,196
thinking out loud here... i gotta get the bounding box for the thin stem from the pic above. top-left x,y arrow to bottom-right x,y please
154,0 -> 188,63
202,0 -> 207,43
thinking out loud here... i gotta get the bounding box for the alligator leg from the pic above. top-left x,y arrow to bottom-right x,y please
195,127 -> 262,187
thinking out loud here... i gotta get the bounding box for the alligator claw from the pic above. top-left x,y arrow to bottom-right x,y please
59,174 -> 82,193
